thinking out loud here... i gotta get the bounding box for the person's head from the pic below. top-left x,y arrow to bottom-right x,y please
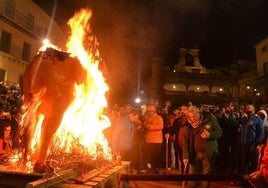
0,123 -> 12,139
180,105 -> 188,114
117,105 -> 126,116
179,112 -> 188,125
146,104 -> 156,115
173,108 -> 180,116
245,104 -> 255,115
186,106 -> 202,128
161,107 -> 168,115
128,109 -> 140,123
125,104 -> 132,115
257,110 -> 267,121
240,105 -> 245,113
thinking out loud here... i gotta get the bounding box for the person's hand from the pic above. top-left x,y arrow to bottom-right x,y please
165,133 -> 170,140
183,159 -> 189,167
170,135 -> 175,141
257,144 -> 265,154
201,129 -> 210,139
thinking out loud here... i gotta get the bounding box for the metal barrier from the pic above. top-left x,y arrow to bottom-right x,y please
119,173 -> 248,182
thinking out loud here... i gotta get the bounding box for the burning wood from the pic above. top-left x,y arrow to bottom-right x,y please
0,8 -> 112,175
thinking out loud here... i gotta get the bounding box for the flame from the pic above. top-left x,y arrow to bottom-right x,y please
12,9 -> 112,170
51,8 -> 111,159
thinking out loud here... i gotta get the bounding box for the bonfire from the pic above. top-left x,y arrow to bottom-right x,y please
2,8 -> 113,175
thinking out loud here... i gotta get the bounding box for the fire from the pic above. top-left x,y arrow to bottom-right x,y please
11,8 -> 112,171
52,9 -> 111,159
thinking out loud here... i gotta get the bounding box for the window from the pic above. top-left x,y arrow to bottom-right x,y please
264,61 -> 268,75
185,54 -> 194,66
5,0 -> 15,19
0,30 -> 12,53
0,69 -> 6,82
26,13 -> 35,31
22,42 -> 31,61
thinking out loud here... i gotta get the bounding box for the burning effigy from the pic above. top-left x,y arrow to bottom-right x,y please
8,9 -> 112,174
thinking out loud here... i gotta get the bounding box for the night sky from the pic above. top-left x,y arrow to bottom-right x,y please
33,0 -> 268,102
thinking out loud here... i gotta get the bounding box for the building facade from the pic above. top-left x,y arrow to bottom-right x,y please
0,0 -> 67,86
150,40 -> 268,107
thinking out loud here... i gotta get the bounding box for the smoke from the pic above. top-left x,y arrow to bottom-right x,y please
34,0 -> 268,102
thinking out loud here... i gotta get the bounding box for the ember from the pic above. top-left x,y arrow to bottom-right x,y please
3,8 -> 112,174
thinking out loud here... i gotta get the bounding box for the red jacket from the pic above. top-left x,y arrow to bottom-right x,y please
261,139 -> 268,184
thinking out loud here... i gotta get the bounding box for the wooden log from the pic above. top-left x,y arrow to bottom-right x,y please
0,165 -> 43,177
90,176 -> 105,182
74,169 -> 100,183
26,168 -> 82,188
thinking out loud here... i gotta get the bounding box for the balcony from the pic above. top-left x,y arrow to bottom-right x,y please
0,1 -> 43,37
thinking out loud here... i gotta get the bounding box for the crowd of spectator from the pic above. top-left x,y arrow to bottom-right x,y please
0,81 -> 22,118
1,80 -> 268,187
0,81 -> 22,162
106,100 -> 268,187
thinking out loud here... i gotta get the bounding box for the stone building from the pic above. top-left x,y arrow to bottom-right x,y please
0,0 -> 66,86
149,40 -> 268,107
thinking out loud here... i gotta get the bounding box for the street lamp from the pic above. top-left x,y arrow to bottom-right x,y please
135,97 -> 141,104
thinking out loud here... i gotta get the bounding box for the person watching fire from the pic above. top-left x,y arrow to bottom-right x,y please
183,105 -> 222,188
111,109 -> 140,164
0,123 -> 13,162
143,104 -> 164,173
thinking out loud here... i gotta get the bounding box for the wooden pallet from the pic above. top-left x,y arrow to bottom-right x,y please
0,161 -> 130,188
50,161 -> 130,188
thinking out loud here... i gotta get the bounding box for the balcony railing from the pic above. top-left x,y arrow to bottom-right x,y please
0,1 -> 42,37
0,41 -> 35,64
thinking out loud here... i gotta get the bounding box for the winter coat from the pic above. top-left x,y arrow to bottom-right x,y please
240,114 -> 265,147
144,113 -> 163,144
111,116 -> 134,152
183,112 -> 223,163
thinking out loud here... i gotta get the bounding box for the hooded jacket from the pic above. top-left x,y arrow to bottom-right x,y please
258,110 -> 268,130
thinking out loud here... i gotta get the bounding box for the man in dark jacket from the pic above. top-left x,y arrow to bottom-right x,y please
240,104 -> 264,174
183,106 -> 222,188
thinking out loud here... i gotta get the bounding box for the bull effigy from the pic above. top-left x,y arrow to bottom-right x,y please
21,48 -> 86,172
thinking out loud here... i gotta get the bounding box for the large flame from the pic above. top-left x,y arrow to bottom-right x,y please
21,8 -> 112,167
51,9 -> 111,159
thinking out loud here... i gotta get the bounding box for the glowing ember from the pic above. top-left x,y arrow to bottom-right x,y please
6,8 -> 112,172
